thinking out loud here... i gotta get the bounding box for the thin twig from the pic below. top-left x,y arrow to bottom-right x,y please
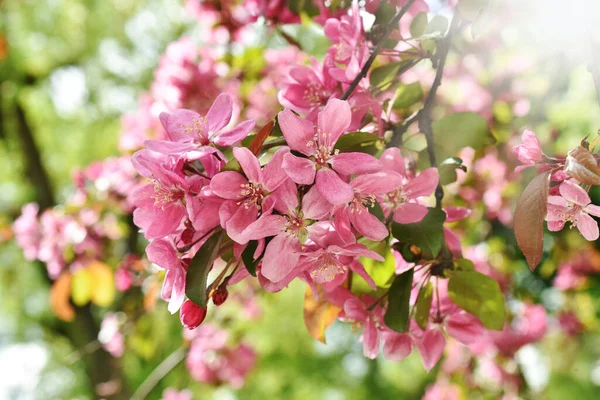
130,346 -> 187,400
419,14 -> 460,207
340,0 -> 417,100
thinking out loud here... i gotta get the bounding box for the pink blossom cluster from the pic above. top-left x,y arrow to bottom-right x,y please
184,323 -> 256,388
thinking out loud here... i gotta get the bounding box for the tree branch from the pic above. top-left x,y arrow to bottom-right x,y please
419,15 -> 460,207
130,346 -> 187,400
340,0 -> 417,100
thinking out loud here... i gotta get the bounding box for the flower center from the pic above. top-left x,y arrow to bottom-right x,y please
303,81 -> 328,107
310,253 -> 346,283
151,180 -> 184,209
384,188 -> 408,209
239,182 -> 266,209
307,129 -> 339,166
180,116 -> 210,145
350,193 -> 376,213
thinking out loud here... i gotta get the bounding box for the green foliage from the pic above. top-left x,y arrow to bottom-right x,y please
447,261 -> 506,330
384,268 -> 414,333
432,111 -> 495,162
438,157 -> 467,185
242,240 -> 260,277
415,282 -> 433,330
393,82 -> 423,110
391,208 -> 446,259
185,232 -> 223,307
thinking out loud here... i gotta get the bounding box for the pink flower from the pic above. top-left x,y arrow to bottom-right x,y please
146,93 -> 255,158
162,388 -> 193,400
13,203 -> 41,261
340,296 -> 385,359
323,2 -> 363,65
334,172 -> 403,242
211,147 -> 289,243
423,382 -> 461,400
146,238 -> 187,313
546,180 -> 600,241
278,99 -> 381,205
513,129 -> 543,171
379,148 -> 439,224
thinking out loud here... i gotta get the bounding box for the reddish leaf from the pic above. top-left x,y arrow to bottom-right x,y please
514,170 -> 551,270
303,285 -> 341,344
249,120 -> 275,156
51,272 -> 75,322
565,146 -> 600,185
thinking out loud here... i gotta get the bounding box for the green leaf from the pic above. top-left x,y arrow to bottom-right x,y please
447,266 -> 505,330
384,268 -> 414,333
457,0 -> 488,21
370,62 -> 403,89
185,232 -> 224,308
432,111 -> 495,162
241,240 -> 260,277
335,131 -> 380,151
424,15 -> 449,35
369,201 -> 386,223
438,157 -> 467,185
222,158 -> 242,173
415,282 -> 433,330
393,82 -> 423,109
391,208 -> 446,259
360,249 -> 397,289
410,12 -> 428,37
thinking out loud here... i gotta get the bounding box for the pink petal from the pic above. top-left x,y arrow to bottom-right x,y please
261,234 -> 301,282
342,297 -> 368,321
559,180 -> 590,206
302,186 -> 333,220
349,207 -> 389,241
318,99 -> 351,144
380,148 -> 406,176
382,332 -> 413,362
242,215 -> 286,241
576,212 -> 599,241
262,146 -> 290,191
405,168 -> 439,198
362,318 -> 380,359
315,168 -> 354,205
225,205 -> 259,244
282,153 -> 317,185
206,93 -> 233,134
393,203 -> 429,224
348,260 -> 377,290
330,152 -> 382,176
417,329 -> 446,371
159,109 -> 202,142
547,220 -> 565,232
210,172 -> 247,200
278,109 -> 316,156
144,139 -> 194,155
213,120 -> 255,146
446,314 -> 485,345
444,207 -> 471,222
584,203 -> 600,218
146,238 -> 180,270
351,172 -> 402,195
273,178 -> 299,213
331,208 -> 356,245
133,206 -> 184,240
233,147 -> 262,182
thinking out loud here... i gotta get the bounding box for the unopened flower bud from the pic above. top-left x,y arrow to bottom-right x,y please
180,300 -> 207,329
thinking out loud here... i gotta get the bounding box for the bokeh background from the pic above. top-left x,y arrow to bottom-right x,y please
1,0 -> 600,399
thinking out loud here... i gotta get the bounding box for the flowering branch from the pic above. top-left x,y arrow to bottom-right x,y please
419,14 -> 461,207
340,0 -> 417,101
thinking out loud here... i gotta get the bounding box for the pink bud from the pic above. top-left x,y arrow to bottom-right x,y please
212,285 -> 229,306
180,300 -> 207,330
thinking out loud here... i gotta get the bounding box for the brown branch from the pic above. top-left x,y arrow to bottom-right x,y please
340,0 -> 417,101
15,99 -> 56,209
419,14 -> 460,207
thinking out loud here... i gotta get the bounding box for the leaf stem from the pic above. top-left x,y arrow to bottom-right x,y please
130,346 -> 187,400
340,0 -> 418,101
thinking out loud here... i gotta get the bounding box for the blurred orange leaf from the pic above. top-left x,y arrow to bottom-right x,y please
88,260 -> 116,307
303,285 -> 340,344
51,272 -> 75,322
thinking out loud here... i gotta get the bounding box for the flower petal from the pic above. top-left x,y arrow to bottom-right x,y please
405,168 -> 439,198
559,180 -> 590,206
233,147 -> 262,182
318,99 -> 351,145
282,153 -> 317,185
213,120 -> 255,146
380,148 -> 406,175
349,207 -> 389,241
210,171 -> 247,200
315,168 -> 354,205
576,212 -> 599,241
206,93 -> 233,134
393,203 -> 429,224
242,215 -> 286,241
261,234 -> 301,282
330,152 -> 381,176
382,332 -> 413,362
278,109 -> 316,155
416,329 -> 446,371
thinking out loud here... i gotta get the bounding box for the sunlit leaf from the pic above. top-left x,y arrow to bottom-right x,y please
391,208 -> 446,259
304,285 -> 340,343
447,267 -> 505,330
415,282 -> 433,330
88,260 -> 115,307
432,112 -> 495,162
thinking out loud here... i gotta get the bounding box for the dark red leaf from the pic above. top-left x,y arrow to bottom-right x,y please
249,120 -> 275,156
565,146 -> 600,185
514,171 -> 551,270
